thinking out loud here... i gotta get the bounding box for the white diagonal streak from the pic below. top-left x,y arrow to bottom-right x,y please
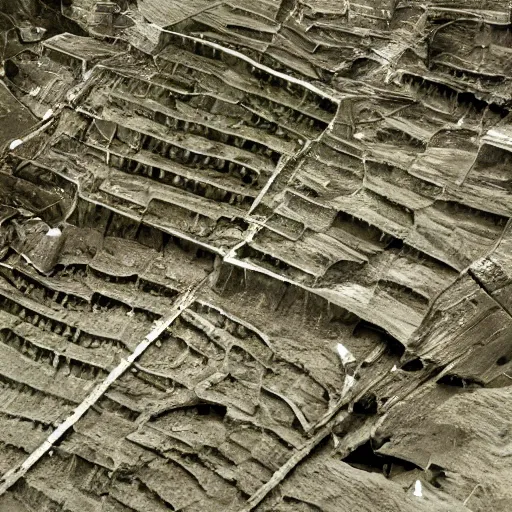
0,278 -> 205,495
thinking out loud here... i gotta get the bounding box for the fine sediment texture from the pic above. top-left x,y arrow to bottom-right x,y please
0,1 -> 512,511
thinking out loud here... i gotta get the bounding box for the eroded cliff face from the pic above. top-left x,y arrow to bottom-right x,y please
0,1 -> 511,511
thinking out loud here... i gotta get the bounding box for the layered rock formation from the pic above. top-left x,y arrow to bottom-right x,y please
0,1 -> 511,511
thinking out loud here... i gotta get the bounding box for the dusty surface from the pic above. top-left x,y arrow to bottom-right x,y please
0,1 -> 511,511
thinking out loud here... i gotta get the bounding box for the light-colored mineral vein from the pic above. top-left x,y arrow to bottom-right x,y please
248,155 -> 293,216
0,277 -> 206,496
240,411 -> 349,512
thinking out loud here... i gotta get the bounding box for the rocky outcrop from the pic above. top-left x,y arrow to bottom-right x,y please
0,2 -> 511,511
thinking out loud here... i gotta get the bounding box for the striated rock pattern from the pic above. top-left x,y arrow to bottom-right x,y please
0,1 -> 511,511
